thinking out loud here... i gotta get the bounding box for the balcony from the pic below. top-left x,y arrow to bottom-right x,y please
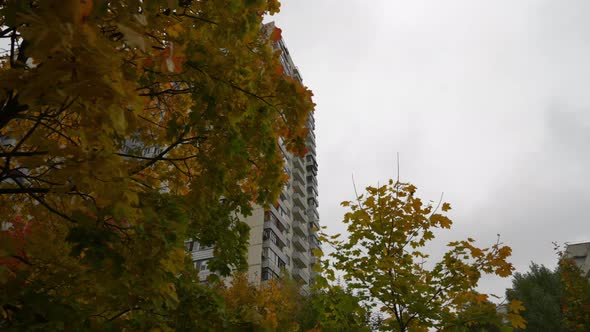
293,179 -> 306,196
292,266 -> 310,283
292,156 -> 304,171
307,196 -> 318,208
307,206 -> 319,221
306,114 -> 315,129
307,145 -> 316,157
282,162 -> 291,176
267,206 -> 289,232
292,192 -> 306,210
307,132 -> 316,147
292,166 -> 305,183
263,243 -> 288,270
306,116 -> 315,130
263,228 -> 286,250
279,138 -> 288,155
292,250 -> 308,268
306,164 -> 317,176
264,217 -> 287,247
293,221 -> 307,237
306,175 -> 318,188
292,234 -> 309,252
309,220 -> 320,232
307,186 -> 318,199
279,190 -> 291,207
310,254 -> 318,266
292,206 -> 306,222
309,235 -> 322,250
262,258 -> 283,276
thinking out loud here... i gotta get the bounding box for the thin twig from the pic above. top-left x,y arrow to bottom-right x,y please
352,173 -> 364,210
396,152 -> 400,183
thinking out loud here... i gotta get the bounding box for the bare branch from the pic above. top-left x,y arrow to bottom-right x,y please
0,151 -> 47,157
0,187 -> 50,194
351,173 -> 364,210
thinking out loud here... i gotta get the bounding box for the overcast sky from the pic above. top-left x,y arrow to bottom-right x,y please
269,0 -> 590,296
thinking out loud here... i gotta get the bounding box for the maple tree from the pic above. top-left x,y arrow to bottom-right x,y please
215,273 -> 370,332
322,180 -> 526,331
298,284 -> 371,331
0,0 -> 314,329
217,273 -> 303,331
445,299 -> 512,332
558,254 -> 590,331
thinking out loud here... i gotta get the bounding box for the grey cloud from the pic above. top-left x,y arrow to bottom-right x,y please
270,0 -> 590,297
460,107 -> 590,294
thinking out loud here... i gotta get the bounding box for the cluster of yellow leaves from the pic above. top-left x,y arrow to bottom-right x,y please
217,274 -> 302,332
505,299 -> 527,329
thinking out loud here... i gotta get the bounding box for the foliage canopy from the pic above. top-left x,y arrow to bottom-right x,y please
558,253 -> 590,331
506,253 -> 590,332
323,180 -> 525,331
506,263 -> 566,331
0,0 -> 314,329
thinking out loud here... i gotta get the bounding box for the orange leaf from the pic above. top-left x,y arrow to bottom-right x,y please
270,27 -> 282,42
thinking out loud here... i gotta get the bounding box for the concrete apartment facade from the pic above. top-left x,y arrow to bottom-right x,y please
565,241 -> 590,279
188,23 -> 320,287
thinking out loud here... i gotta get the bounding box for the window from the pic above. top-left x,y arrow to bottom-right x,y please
262,247 -> 286,269
277,258 -> 286,269
308,197 -> 318,208
185,241 -> 215,252
307,187 -> 318,197
185,241 -> 194,252
262,268 -> 279,281
194,259 -> 209,272
278,206 -> 288,218
271,250 -> 278,265
265,211 -> 285,232
263,229 -> 279,246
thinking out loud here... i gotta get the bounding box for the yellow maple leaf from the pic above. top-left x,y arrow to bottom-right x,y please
474,293 -> 488,304
441,202 -> 451,212
167,23 -> 184,38
508,299 -> 525,313
506,312 -> 527,329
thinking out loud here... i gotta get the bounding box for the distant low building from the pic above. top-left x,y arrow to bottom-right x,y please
565,242 -> 590,279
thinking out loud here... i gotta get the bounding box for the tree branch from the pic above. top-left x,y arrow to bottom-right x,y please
0,187 -> 49,194
0,151 -> 48,157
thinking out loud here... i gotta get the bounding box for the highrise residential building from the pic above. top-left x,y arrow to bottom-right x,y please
188,22 -> 320,287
